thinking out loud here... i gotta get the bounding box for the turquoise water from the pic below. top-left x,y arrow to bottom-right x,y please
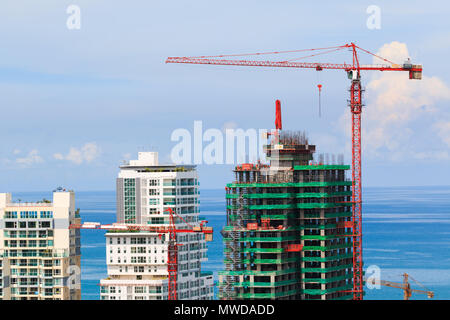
10,186 -> 450,300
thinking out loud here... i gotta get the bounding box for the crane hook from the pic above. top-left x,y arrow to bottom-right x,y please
317,84 -> 322,117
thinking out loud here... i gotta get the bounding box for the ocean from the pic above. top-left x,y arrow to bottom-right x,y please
9,186 -> 450,300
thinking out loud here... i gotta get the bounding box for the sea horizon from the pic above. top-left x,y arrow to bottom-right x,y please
6,185 -> 450,300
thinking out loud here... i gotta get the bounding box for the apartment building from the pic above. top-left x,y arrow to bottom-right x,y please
0,190 -> 81,300
100,152 -> 214,300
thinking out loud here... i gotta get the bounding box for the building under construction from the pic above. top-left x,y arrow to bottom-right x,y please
218,130 -> 354,300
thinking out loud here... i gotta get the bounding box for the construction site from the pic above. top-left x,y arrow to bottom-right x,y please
1,2 -> 448,305
219,129 -> 353,300
166,43 -> 434,300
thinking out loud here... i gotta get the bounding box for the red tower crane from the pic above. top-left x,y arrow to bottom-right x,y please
166,43 -> 422,300
69,208 -> 213,300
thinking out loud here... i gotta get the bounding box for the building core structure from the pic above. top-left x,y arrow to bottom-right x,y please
100,152 -> 214,300
219,131 -> 354,300
0,190 -> 81,300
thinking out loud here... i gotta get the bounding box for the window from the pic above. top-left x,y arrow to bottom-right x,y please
5,222 -> 16,228
137,247 -> 146,253
149,179 -> 159,186
39,221 -> 51,228
5,211 -> 17,219
134,266 -> 144,273
40,211 -> 53,218
20,211 -> 38,219
124,178 -> 136,223
148,189 -> 160,196
135,287 -> 145,294
151,217 -> 165,224
148,198 -> 159,205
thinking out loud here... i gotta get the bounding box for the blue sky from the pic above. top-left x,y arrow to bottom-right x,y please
0,1 -> 449,191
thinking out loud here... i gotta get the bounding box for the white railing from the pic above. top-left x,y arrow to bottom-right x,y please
7,203 -> 53,207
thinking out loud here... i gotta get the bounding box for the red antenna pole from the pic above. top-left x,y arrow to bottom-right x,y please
275,99 -> 282,130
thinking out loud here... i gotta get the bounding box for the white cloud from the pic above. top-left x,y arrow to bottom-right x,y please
434,121 -> 450,148
82,143 -> 100,162
54,142 -> 101,165
16,149 -> 43,166
53,153 -> 64,160
340,41 -> 450,161
414,150 -> 450,161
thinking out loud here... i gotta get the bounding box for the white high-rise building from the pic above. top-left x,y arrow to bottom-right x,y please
100,152 -> 214,300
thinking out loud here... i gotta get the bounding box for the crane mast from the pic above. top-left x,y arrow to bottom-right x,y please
166,43 -> 422,300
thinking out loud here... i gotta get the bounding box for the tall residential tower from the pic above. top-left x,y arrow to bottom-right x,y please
0,190 -> 81,300
100,152 -> 214,300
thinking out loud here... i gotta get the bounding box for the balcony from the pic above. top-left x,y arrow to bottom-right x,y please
163,182 -> 176,187
41,282 -> 54,287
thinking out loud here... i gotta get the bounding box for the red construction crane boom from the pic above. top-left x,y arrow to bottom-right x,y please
166,42 -> 422,300
69,208 -> 213,300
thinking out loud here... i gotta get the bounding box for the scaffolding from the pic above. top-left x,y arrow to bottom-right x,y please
218,131 -> 354,300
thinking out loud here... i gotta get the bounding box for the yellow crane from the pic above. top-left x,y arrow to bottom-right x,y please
366,273 -> 434,300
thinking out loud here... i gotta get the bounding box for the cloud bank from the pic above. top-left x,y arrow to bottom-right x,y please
340,41 -> 450,161
54,142 -> 101,165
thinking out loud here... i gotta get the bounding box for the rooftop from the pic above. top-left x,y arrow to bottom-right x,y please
120,152 -> 196,171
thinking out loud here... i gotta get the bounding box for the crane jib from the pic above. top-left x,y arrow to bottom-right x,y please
166,57 -> 422,74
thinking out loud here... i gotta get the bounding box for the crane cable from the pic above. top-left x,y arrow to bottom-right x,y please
316,68 -> 323,118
